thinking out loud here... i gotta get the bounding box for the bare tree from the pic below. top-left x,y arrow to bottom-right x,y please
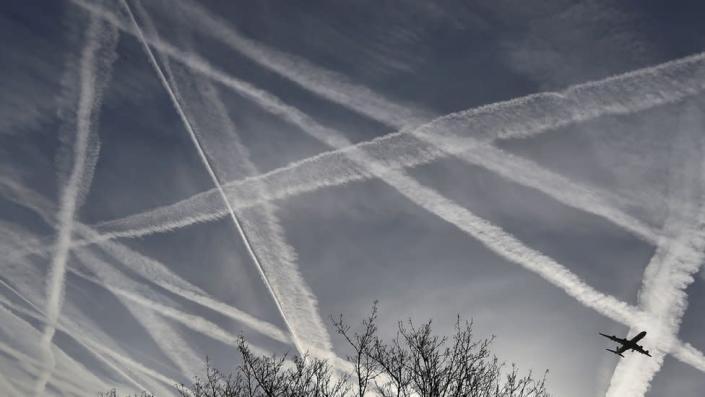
333,304 -> 549,397
107,306 -> 550,397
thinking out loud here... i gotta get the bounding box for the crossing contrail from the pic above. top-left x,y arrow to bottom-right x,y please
35,14 -> 118,396
605,114 -> 705,397
140,0 -> 335,359
122,0 -> 312,356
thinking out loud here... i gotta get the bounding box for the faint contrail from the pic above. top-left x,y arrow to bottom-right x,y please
122,0 -> 311,355
0,241 -> 183,396
73,247 -> 203,380
72,266 -> 272,357
0,172 -> 290,346
0,339 -> 99,397
0,293 -> 177,396
35,14 -> 118,396
169,0 -> 434,128
0,302 -> 109,395
605,115 -> 705,397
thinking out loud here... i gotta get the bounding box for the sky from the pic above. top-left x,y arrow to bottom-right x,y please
1,1 -> 705,396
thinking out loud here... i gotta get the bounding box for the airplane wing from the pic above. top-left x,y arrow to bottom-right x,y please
633,345 -> 652,357
599,333 -> 628,344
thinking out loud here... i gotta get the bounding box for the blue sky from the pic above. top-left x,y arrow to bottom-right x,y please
1,1 -> 705,396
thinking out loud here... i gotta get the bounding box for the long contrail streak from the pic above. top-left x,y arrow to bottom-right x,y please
136,0 -> 333,359
35,14 -> 118,396
82,43 -> 705,247
121,0 -> 308,355
605,117 -> 705,396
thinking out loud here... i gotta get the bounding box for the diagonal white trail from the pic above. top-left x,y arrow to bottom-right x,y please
121,0 -> 309,354
35,14 -> 118,396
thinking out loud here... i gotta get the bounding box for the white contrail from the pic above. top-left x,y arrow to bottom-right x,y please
122,0 -> 312,355
168,0 -> 434,128
605,113 -> 705,396
35,14 -> 118,396
0,172 -> 290,346
136,0 -> 334,359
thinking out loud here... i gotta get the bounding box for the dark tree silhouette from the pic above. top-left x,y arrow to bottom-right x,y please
105,305 -> 550,397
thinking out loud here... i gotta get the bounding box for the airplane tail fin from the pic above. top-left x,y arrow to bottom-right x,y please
606,349 -> 625,357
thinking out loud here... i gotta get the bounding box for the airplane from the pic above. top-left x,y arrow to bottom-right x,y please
599,331 -> 651,357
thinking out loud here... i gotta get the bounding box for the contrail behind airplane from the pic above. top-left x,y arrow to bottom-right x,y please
35,14 -> 118,396
605,111 -> 705,397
